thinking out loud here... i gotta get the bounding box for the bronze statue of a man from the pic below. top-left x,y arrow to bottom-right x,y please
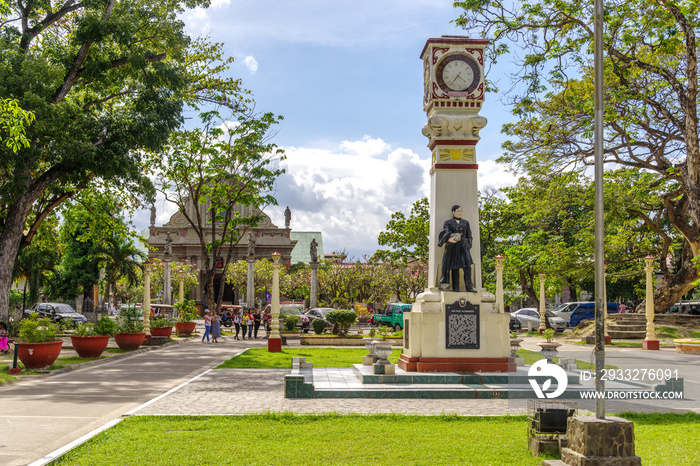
438,205 -> 476,292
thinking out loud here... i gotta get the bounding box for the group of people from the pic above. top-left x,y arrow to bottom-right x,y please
201,308 -> 271,343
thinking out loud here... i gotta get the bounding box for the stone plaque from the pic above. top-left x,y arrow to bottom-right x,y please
445,299 -> 479,349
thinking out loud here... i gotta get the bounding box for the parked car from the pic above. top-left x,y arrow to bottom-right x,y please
263,303 -> 305,328
509,315 -> 522,332
304,308 -> 334,328
29,302 -> 87,326
511,308 -> 567,332
372,303 -> 412,331
666,301 -> 700,315
551,302 -> 586,324
568,302 -> 619,327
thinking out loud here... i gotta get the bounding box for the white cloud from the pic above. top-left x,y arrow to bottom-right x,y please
211,0 -> 231,7
243,55 -> 258,73
339,136 -> 390,157
269,137 -> 430,256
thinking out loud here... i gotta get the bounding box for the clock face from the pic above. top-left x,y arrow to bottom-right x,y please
436,54 -> 481,94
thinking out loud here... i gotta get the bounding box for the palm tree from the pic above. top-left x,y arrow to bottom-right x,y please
97,235 -> 146,311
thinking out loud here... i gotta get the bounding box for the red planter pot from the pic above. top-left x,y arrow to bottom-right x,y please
70,335 -> 110,359
17,340 -> 64,370
114,332 -> 146,351
150,326 -> 173,338
175,322 -> 196,337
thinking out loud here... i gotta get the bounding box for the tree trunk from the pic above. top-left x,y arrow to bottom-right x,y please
519,269 -> 539,309
635,258 -> 698,314
0,192 -> 44,321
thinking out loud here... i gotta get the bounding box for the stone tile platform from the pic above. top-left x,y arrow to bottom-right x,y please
285,361 -> 683,400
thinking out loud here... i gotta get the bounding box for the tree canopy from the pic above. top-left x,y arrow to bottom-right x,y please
154,109 -> 286,312
455,0 -> 700,311
0,0 -> 243,320
375,198 -> 429,264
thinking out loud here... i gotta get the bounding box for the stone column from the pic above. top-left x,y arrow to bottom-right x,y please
538,272 -> 546,333
495,255 -> 505,313
143,263 -> 151,334
246,257 -> 255,309
643,255 -> 659,350
177,271 -> 185,318
163,256 -> 172,305
309,260 -> 319,309
268,251 -> 282,352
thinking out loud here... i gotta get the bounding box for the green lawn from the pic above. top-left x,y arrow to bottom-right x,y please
52,412 -> 700,466
216,347 -> 402,369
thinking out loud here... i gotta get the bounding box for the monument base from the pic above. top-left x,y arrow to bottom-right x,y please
268,337 -> 282,352
398,355 -> 515,372
401,288 -> 513,373
559,416 -> 640,466
643,339 -> 659,350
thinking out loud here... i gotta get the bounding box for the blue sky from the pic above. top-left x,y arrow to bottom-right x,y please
137,0 -> 518,257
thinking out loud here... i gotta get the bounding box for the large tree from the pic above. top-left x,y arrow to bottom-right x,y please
0,1 -> 240,321
375,198 -> 430,264
455,0 -> 700,312
155,109 -> 285,313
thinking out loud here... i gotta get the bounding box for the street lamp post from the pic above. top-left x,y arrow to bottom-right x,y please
143,262 -> 151,334
268,251 -> 282,352
538,272 -> 546,333
643,255 -> 659,350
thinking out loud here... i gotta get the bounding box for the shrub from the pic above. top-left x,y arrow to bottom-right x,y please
117,306 -> 144,333
19,316 -> 59,342
76,315 -> 117,337
542,328 -> 556,342
284,315 -> 301,331
174,300 -> 198,323
312,318 -> 326,335
325,309 -> 357,337
151,316 -> 174,329
95,315 -> 117,336
378,325 -> 391,340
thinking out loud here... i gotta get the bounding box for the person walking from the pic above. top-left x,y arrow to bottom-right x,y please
202,310 -> 211,343
234,310 -> 242,340
211,311 -> 221,343
241,311 -> 249,340
247,309 -> 254,339
253,309 -> 262,339
0,322 -> 9,353
263,308 -> 271,333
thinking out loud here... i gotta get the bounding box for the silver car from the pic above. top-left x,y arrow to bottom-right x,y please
511,308 -> 567,332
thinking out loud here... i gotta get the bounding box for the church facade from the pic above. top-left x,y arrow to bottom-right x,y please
147,202 -> 296,307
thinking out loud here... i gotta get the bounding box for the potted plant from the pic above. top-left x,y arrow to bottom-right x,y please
16,316 -> 63,370
114,305 -> 146,351
509,330 -> 523,357
537,328 -> 561,363
174,300 -> 198,337
150,315 -> 175,338
70,315 -> 116,359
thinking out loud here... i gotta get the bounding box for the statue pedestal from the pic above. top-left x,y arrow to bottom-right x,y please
398,288 -> 514,372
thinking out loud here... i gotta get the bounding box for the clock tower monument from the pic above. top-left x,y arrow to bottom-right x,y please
399,36 -> 513,373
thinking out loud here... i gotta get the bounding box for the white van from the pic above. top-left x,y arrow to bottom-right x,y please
551,302 -> 585,324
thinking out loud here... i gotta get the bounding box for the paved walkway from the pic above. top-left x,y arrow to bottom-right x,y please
0,331 -> 697,465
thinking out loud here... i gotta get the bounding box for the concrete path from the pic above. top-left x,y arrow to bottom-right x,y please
0,335 -> 257,466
